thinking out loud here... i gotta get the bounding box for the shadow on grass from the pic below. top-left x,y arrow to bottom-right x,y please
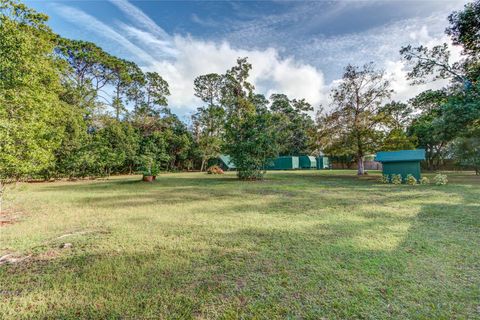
2,172 -> 479,318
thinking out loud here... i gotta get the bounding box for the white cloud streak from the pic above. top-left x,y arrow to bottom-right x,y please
54,0 -> 466,115
55,4 -> 154,64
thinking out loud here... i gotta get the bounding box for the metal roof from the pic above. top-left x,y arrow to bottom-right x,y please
219,155 -> 236,169
375,149 -> 426,163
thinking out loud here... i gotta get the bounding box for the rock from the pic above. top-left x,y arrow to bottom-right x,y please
0,254 -> 13,264
60,243 -> 73,249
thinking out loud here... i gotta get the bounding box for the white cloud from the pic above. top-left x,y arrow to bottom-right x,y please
147,37 -> 327,113
55,5 -> 154,64
56,3 -> 328,114
54,1 -> 465,116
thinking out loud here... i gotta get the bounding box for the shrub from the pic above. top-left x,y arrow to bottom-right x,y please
419,176 -> 430,185
434,173 -> 448,185
207,165 -> 224,175
406,174 -> 417,185
380,174 -> 390,184
391,174 -> 402,185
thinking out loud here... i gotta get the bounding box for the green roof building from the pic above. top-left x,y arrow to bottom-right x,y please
375,149 -> 425,180
316,156 -> 330,169
266,156 -> 299,170
299,156 -> 317,169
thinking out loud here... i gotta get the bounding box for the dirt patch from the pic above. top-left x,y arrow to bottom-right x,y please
0,209 -> 24,227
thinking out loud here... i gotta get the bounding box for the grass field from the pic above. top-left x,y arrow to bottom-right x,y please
1,170 -> 479,319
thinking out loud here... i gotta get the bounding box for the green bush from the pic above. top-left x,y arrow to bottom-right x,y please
380,174 -> 390,184
434,174 -> 448,185
391,174 -> 402,185
419,176 -> 430,185
406,174 -> 417,185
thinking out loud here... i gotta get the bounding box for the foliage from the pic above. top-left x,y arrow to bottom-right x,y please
452,125 -> 480,175
222,58 -> 279,180
192,74 -> 225,171
391,174 -> 402,185
434,173 -> 448,185
0,0 -> 68,179
317,63 -> 392,175
406,174 -> 417,185
380,174 -> 389,184
270,94 -> 315,156
419,176 -> 430,185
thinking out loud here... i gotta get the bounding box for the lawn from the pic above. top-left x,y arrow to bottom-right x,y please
1,170 -> 479,319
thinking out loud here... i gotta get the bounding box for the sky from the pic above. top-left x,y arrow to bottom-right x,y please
26,0 -> 469,117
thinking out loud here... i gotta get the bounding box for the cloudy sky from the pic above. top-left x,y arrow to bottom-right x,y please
26,0 -> 468,117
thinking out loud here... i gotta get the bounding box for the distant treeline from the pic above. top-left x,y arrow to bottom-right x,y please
1,0 -> 479,180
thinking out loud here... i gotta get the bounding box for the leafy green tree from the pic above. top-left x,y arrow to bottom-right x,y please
0,0 -> 67,179
401,1 -> 480,172
192,73 -> 225,171
222,58 -> 279,180
270,94 -> 315,156
110,59 -> 144,120
452,123 -> 480,175
319,63 -> 392,175
55,38 -> 117,115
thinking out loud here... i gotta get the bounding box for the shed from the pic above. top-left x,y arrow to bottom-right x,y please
299,156 -> 317,169
316,156 -> 330,169
375,149 -> 425,180
266,156 -> 299,170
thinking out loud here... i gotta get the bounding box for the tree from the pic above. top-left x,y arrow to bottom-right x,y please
379,102 -> 416,152
452,123 -> 480,175
192,105 -> 225,171
446,0 -> 480,56
319,63 -> 393,175
0,0 -> 67,179
110,59 -> 144,120
194,73 -> 223,106
192,73 -> 225,171
222,58 -> 279,180
270,94 -> 315,156
55,38 -> 117,115
401,1 -> 480,172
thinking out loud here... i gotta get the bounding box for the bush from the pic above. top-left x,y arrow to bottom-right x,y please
380,174 -> 390,184
419,176 -> 430,185
434,173 -> 448,185
391,174 -> 402,185
406,174 -> 417,185
207,165 -> 224,175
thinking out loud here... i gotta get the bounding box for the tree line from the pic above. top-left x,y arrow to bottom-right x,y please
1,0 -> 479,181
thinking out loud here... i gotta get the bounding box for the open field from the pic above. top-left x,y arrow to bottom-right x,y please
1,170 -> 479,319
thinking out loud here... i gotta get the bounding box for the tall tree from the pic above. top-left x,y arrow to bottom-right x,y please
0,0 -> 67,179
192,73 -> 225,171
270,94 -> 315,156
319,63 -> 393,175
222,58 -> 279,180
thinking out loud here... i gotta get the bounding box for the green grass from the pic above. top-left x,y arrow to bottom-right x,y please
1,170 -> 479,319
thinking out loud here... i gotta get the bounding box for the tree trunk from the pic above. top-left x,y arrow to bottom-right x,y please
357,156 -> 365,175
200,159 -> 206,172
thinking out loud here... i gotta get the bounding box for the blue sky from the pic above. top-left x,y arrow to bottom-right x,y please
26,0 -> 468,116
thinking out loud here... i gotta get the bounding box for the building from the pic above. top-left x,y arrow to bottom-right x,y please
266,156 -> 299,170
316,155 -> 330,169
375,149 -> 426,180
299,156 -> 317,169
